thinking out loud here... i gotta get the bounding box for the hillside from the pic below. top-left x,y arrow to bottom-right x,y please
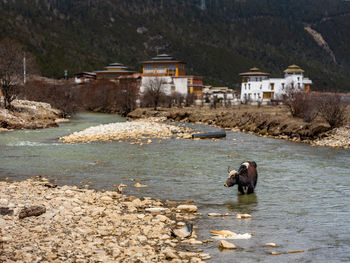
1,0 -> 350,91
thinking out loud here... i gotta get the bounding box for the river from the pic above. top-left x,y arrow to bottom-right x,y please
0,112 -> 349,262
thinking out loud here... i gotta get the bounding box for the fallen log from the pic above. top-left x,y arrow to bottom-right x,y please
192,131 -> 226,139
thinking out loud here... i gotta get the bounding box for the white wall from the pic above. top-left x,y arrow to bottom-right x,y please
141,76 -> 189,96
173,78 -> 188,95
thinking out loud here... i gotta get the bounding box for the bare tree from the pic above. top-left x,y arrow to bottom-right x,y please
142,78 -> 166,110
317,93 -> 346,128
185,92 -> 195,107
0,39 -> 24,109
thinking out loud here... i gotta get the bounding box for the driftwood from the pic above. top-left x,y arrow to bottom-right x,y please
0,207 -> 13,216
18,206 -> 46,219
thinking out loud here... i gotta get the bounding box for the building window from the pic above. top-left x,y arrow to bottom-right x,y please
260,85 -> 262,90
157,64 -> 165,73
167,64 -> 176,76
270,83 -> 274,90
248,84 -> 250,90
245,84 -> 247,90
108,74 -> 117,79
144,64 -> 155,73
297,77 -> 300,81
282,83 -> 285,90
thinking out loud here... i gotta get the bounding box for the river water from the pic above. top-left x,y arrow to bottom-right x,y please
0,113 -> 349,262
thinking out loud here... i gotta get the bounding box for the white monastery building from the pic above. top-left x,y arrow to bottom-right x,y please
240,65 -> 312,103
140,54 -> 203,98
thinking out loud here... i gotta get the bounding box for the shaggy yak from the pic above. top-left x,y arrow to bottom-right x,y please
224,161 -> 258,194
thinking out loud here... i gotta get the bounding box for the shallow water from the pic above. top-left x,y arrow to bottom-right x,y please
0,112 -> 349,262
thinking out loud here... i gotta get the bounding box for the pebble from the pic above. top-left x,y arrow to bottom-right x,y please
134,182 -> 149,188
236,213 -> 252,219
264,243 -> 277,247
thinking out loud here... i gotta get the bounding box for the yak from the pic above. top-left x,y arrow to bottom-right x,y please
224,161 -> 258,194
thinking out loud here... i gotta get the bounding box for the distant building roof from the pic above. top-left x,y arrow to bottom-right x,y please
141,53 -> 186,64
94,70 -> 135,73
74,72 -> 96,77
95,62 -> 135,74
239,67 -> 270,76
284,64 -> 305,74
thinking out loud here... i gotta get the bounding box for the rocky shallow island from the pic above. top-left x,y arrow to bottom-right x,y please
0,178 -> 210,262
60,118 -> 193,144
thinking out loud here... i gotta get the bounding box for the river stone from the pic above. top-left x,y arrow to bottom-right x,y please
269,251 -> 282,255
208,213 -> 221,217
200,253 -> 211,260
0,199 -> 8,205
163,248 -> 179,259
176,205 -> 198,213
155,214 -> 168,222
236,213 -> 252,219
265,242 -> 277,247
0,207 -> 13,216
134,182 -> 149,188
219,240 -> 237,249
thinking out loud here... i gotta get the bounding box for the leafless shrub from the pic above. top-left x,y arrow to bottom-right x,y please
19,77 -> 140,116
0,39 -> 23,109
316,94 -> 346,128
185,93 -> 195,107
116,77 -> 140,116
171,92 -> 185,107
281,85 -> 317,122
0,39 -> 38,110
19,80 -> 79,117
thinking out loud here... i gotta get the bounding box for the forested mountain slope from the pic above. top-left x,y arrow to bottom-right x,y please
1,0 -> 350,91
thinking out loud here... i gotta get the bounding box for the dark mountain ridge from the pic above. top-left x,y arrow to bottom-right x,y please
1,0 -> 350,91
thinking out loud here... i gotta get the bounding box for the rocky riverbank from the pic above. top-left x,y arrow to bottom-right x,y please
127,106 -> 350,149
0,99 -> 65,132
60,118 -> 193,144
0,178 -> 210,262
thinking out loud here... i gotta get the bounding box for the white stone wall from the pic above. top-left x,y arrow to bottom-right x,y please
141,76 -> 189,96
173,78 -> 188,95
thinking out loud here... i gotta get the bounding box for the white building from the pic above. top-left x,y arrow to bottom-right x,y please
202,86 -> 239,103
140,54 -> 203,98
240,65 -> 312,103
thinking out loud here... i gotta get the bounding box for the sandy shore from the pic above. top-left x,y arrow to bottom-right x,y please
60,118 -> 193,144
0,178 -> 210,262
